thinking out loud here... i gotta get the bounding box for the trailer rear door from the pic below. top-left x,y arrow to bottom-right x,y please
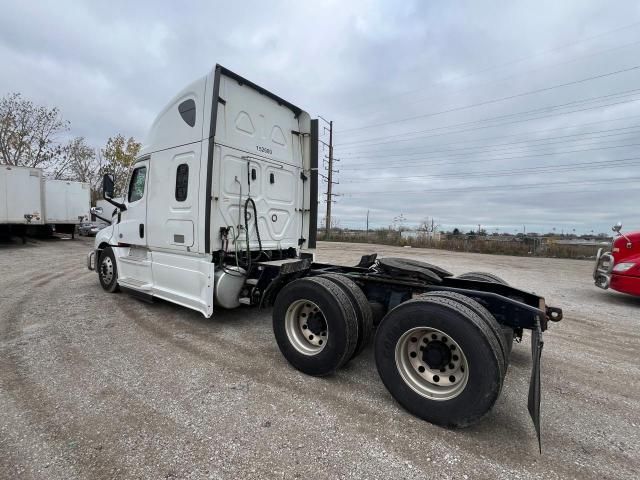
0,165 -> 44,224
44,180 -> 90,224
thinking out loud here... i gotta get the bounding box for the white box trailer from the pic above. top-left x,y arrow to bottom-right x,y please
44,179 -> 91,233
0,165 -> 45,226
0,164 -> 90,238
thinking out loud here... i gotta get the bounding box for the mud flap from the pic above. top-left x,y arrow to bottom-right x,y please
527,321 -> 544,453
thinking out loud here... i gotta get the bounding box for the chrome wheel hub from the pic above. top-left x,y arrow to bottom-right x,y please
101,256 -> 114,284
284,299 -> 328,355
395,327 -> 469,401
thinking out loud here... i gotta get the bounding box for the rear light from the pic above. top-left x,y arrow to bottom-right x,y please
613,262 -> 636,273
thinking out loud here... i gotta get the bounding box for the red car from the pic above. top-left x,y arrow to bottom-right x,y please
594,222 -> 640,297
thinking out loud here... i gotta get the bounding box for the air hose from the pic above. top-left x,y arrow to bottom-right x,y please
244,197 -> 263,271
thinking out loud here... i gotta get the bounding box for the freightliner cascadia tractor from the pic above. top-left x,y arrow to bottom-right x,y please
594,222 -> 640,296
87,65 -> 563,449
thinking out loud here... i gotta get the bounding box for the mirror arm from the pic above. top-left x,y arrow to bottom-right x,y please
94,213 -> 112,225
103,191 -> 127,211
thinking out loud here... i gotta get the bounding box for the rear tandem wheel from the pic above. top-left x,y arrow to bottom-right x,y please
374,295 -> 504,427
318,273 -> 374,360
272,277 -> 359,376
457,271 -> 509,285
419,290 -> 512,368
456,271 -> 515,353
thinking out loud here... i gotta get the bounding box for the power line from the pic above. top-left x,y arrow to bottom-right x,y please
341,125 -> 640,161
351,38 -> 640,119
340,141 -> 640,170
337,64 -> 640,134
340,89 -> 640,153
340,115 -> 640,156
340,176 -> 640,196
342,137 -> 640,169
335,96 -> 640,150
337,88 -> 640,148
343,20 -> 640,113
341,157 -> 640,183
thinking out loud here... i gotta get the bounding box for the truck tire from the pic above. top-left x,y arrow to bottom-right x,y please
419,291 -> 509,370
319,274 -> 374,359
369,301 -> 386,327
98,247 -> 120,293
455,274 -> 516,355
273,277 -> 358,376
457,271 -> 509,285
374,296 -> 504,427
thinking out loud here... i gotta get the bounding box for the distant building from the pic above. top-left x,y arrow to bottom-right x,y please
401,230 -> 442,242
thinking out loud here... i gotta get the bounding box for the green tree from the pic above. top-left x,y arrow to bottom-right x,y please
101,134 -> 141,196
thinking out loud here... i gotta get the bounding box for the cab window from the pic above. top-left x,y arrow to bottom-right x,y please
128,166 -> 147,203
175,163 -> 189,201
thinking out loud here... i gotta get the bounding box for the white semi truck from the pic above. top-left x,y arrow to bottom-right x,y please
87,65 -> 562,449
1,164 -> 89,238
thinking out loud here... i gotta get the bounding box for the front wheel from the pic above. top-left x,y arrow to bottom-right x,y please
98,247 -> 120,293
374,296 -> 504,427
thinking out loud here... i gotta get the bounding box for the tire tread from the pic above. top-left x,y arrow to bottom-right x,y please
319,273 -> 373,359
419,291 -> 509,370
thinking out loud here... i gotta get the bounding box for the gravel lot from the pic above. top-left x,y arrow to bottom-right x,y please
1,238 -> 639,479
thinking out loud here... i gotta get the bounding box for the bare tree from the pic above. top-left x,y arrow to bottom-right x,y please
0,92 -> 69,168
51,137 -> 100,183
418,217 -> 440,233
392,213 -> 407,231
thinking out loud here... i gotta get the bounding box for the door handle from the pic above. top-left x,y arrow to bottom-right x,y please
139,224 -> 144,238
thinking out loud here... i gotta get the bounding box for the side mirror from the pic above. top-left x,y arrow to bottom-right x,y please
612,222 -> 622,233
103,174 -> 115,199
101,174 -> 127,212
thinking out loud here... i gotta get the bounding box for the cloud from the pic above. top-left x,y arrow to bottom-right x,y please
1,0 -> 639,233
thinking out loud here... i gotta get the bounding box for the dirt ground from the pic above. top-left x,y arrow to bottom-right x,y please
1,238 -> 638,479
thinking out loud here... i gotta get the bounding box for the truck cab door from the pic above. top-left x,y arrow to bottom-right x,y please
117,160 -> 149,246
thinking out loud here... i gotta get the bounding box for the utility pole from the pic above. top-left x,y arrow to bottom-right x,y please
326,119 -> 333,238
318,116 -> 338,239
366,210 -> 370,240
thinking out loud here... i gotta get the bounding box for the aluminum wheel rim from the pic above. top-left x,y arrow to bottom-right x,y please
101,256 -> 114,284
284,299 -> 328,356
395,327 -> 469,401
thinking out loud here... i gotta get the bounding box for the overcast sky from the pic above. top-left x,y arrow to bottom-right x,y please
2,0 -> 639,234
